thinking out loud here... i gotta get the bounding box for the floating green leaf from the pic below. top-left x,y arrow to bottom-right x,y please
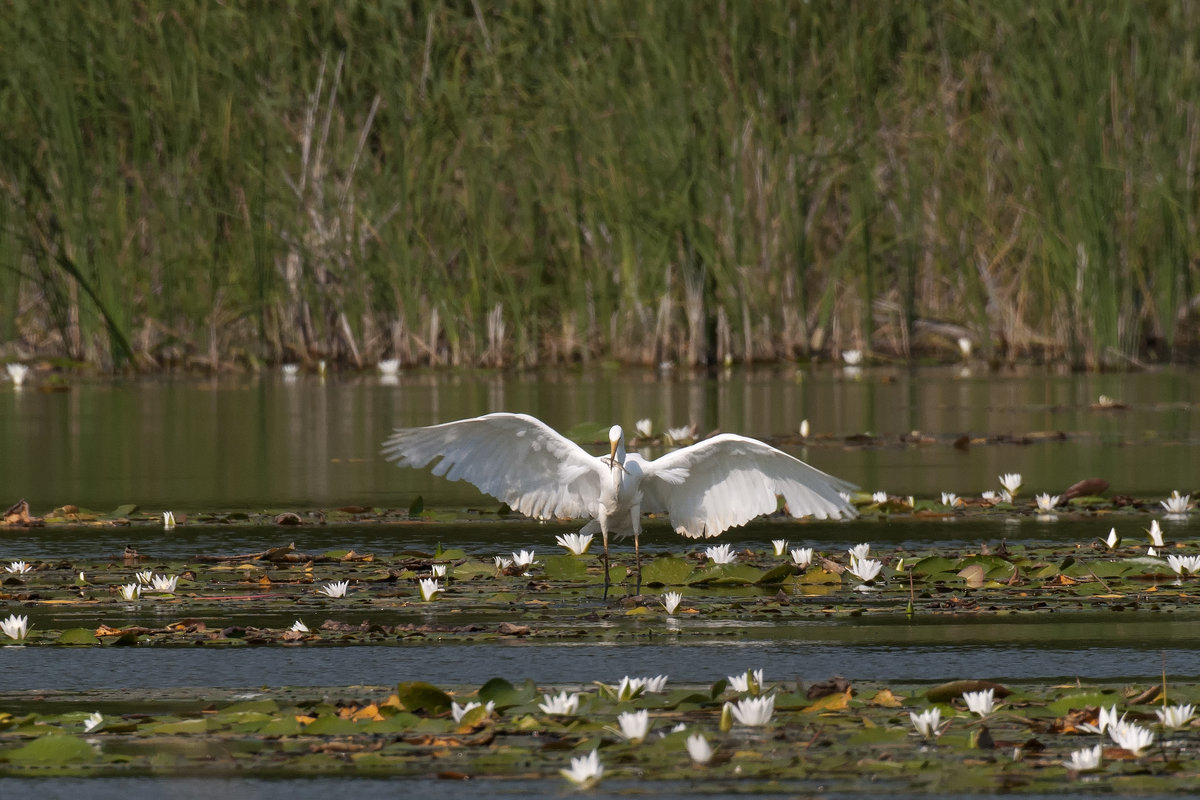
8,735 -> 97,764
640,556 -> 694,586
394,681 -> 452,714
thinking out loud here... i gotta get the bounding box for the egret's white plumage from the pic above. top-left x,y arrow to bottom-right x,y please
382,413 -> 856,590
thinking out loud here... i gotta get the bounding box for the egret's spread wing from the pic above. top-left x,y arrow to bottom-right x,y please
642,434 -> 857,538
382,413 -> 608,521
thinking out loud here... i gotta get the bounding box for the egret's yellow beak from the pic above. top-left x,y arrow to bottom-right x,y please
609,437 -> 619,466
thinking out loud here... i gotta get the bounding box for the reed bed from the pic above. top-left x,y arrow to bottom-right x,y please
0,1 -> 1198,371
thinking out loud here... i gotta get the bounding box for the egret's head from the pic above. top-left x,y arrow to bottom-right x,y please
609,424 -> 624,464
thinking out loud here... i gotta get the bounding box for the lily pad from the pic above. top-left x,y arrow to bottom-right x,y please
394,681 -> 452,714
640,556 -> 694,586
8,735 -> 97,764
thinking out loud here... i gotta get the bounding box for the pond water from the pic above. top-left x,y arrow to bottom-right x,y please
1,367 -> 1198,795
2,365 -> 1197,514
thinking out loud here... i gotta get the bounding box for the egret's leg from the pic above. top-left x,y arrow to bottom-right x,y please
601,530 -> 611,600
630,503 -> 642,595
633,534 -> 642,595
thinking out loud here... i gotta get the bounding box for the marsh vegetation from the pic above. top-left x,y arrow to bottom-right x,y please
2,3 -> 1200,371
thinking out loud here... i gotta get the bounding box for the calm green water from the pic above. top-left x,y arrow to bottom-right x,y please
1,365 -> 1196,514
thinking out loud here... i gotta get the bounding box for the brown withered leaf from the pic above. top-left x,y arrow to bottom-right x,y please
807,675 -> 852,700
1061,478 -> 1109,500
3,499 -> 43,526
804,688 -> 852,713
869,688 -> 904,708
274,512 -> 303,525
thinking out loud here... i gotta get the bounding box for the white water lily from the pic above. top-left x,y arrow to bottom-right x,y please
980,490 -> 997,502
957,337 -> 972,358
614,709 -> 651,743
1156,703 -> 1196,731
1109,719 -> 1154,756
871,491 -> 888,504
940,492 -> 960,507
842,349 -> 863,366
839,491 -> 853,504
1161,490 -> 1190,515
163,510 -> 176,529
318,580 -> 349,598
418,578 -> 441,602
5,561 -> 31,574
83,711 -> 104,733
664,424 -> 695,444
151,574 -> 178,593
727,668 -> 764,694
662,591 -> 683,615
612,674 -> 668,700
1062,743 -> 1103,772
790,547 -> 814,568
511,549 -> 538,571
999,473 -> 1022,496
771,539 -> 788,557
560,749 -> 603,787
135,570 -> 153,585
910,708 -> 945,740
705,543 -> 736,564
431,564 -> 447,577
494,556 -> 513,570
451,699 -> 494,723
635,418 -> 653,438
1166,554 -> 1200,575
685,733 -> 713,764
377,358 -> 400,376
1,613 -> 29,640
799,419 -> 810,438
118,583 -> 141,601
290,619 -> 309,632
727,695 -> 775,726
848,543 -> 871,561
1147,519 -> 1165,547
1105,528 -> 1121,549
1078,705 -> 1120,735
999,489 -> 1014,504
1148,546 -> 1158,557
1034,493 -> 1060,512
6,363 -> 30,386
554,533 -> 593,555
847,557 -> 883,583
281,363 -> 299,376
962,688 -> 995,717
538,691 -> 580,716
641,674 -> 669,693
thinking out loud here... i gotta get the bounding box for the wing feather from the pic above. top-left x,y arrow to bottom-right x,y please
641,434 -> 857,538
381,413 -> 606,521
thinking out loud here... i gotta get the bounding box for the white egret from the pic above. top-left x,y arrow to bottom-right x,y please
381,413 -> 857,593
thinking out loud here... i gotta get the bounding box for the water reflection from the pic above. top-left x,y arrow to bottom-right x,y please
1,366 -> 1198,514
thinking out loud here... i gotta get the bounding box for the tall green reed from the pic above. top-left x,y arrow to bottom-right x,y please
0,1 -> 1197,370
